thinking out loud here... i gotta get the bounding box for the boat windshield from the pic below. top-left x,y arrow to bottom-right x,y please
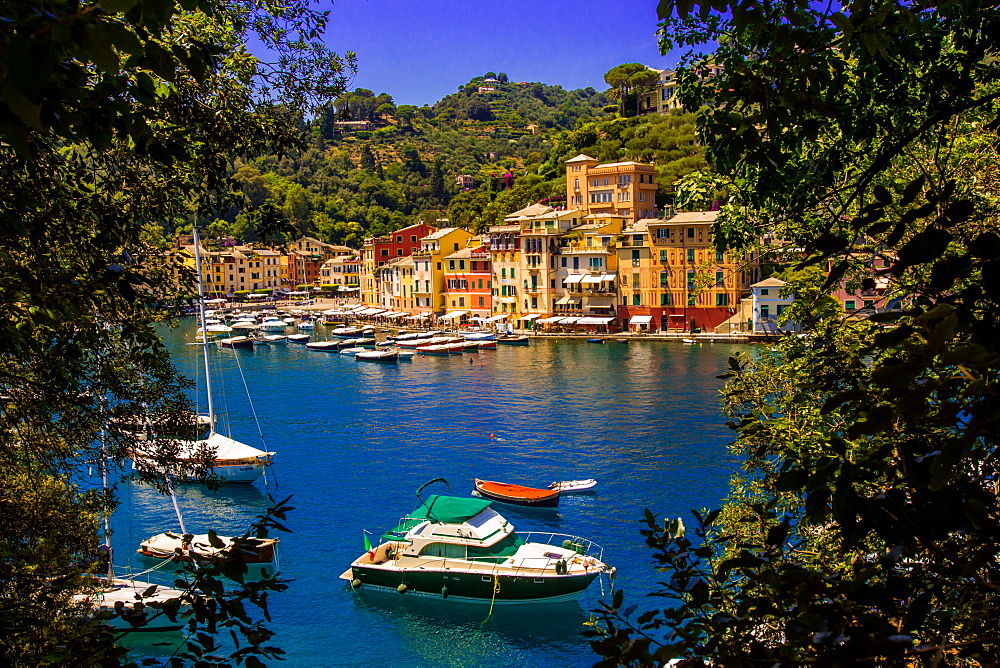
466,533 -> 524,563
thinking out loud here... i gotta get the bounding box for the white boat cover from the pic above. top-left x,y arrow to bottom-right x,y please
176,432 -> 274,460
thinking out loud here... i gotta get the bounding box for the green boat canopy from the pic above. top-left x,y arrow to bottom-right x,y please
417,495 -> 492,524
380,495 -> 493,542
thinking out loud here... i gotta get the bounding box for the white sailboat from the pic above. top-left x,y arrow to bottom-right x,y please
134,227 -> 274,484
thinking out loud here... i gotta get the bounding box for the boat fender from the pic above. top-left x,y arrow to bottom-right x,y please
351,579 -> 362,589
397,583 -> 408,594
441,585 -> 449,599
562,539 -> 573,550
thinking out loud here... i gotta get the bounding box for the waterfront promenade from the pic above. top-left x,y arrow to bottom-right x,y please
212,297 -> 763,343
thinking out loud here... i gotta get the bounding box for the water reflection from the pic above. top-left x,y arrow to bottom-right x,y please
350,588 -> 590,667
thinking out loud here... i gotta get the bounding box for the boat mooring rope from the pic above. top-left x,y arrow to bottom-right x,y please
481,573 -> 501,625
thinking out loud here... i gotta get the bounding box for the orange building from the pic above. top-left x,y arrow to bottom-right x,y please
565,154 -> 658,223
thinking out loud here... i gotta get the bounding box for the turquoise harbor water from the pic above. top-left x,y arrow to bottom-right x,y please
112,324 -> 744,666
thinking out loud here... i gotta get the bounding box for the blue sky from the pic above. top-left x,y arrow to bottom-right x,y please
318,0 -> 683,106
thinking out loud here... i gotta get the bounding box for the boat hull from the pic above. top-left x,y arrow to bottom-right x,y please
346,563 -> 599,603
474,479 -> 560,507
496,336 -> 529,346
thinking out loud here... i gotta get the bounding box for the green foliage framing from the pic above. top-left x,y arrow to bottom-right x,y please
590,0 -> 1000,665
0,0 -> 351,663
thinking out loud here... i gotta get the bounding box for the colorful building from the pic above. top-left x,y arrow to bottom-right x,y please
616,211 -> 758,333
441,242 -> 492,321
516,207 -> 583,315
361,222 -> 436,305
554,214 -> 626,319
565,154 -> 658,223
411,227 -> 474,316
319,254 -> 361,296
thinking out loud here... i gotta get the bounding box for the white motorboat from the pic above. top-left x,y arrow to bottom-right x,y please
548,479 -> 598,493
258,317 -> 287,332
341,492 -> 611,603
254,334 -> 287,345
339,347 -> 365,356
297,319 -> 315,330
355,349 -> 398,363
306,341 -> 341,352
286,333 -> 310,343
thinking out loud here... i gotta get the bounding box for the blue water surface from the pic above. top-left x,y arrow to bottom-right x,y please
112,324 -> 744,667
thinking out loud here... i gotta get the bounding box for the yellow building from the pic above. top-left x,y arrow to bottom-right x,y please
565,155 -> 658,223
616,211 -> 757,332
516,207 -> 582,315
411,227 -> 474,316
319,254 -> 361,297
555,214 -> 626,317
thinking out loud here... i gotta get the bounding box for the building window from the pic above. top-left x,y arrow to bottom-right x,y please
459,297 -> 465,307
716,251 -> 724,262
459,260 -> 466,269
845,300 -> 857,310
716,271 -> 724,285
478,296 -> 484,306
449,260 -> 455,270
760,289 -> 769,296
632,273 -> 640,288
632,294 -> 641,306
761,304 -> 770,317
660,271 -> 668,286
561,257 -> 567,267
660,249 -> 667,262
777,304 -> 785,316
687,271 -> 695,290
716,293 -> 729,306
687,248 -> 695,262
687,228 -> 695,239
589,191 -> 613,203
574,178 -> 579,189
381,249 -> 389,257
660,293 -> 671,306
618,174 -> 632,186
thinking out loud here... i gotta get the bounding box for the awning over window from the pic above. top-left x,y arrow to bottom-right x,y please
484,314 -> 508,322
564,274 -> 586,284
602,273 -> 618,281
499,297 -> 516,303
555,296 -> 580,305
536,316 -> 563,324
581,275 -> 605,285
577,316 -> 616,325
630,315 -> 653,325
518,313 -> 542,321
440,310 -> 468,320
358,307 -> 385,315
559,316 -> 581,323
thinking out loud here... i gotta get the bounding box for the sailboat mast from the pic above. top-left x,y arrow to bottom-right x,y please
98,428 -> 114,581
192,226 -> 216,434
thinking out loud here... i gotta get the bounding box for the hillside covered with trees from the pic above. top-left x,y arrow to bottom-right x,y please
179,71 -> 707,247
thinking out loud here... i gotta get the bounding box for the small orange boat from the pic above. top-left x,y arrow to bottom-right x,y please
474,479 -> 560,508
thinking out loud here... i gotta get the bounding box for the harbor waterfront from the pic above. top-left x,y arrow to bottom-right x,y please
119,320 -> 744,666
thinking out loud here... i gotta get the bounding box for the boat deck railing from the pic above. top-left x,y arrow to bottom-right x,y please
518,531 -> 605,562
